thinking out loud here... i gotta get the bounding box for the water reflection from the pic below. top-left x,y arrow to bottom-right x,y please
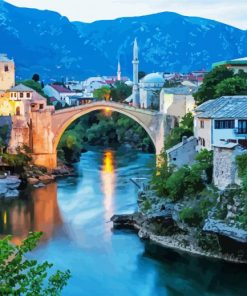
101,150 -> 116,220
0,183 -> 63,245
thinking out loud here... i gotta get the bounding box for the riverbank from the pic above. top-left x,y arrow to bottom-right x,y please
111,192 -> 247,265
0,163 -> 75,199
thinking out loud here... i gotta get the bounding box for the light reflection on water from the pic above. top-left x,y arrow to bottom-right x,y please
0,183 -> 62,245
101,150 -> 115,222
0,149 -> 247,296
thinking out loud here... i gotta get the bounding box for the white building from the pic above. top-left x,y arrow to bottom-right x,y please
139,73 -> 165,109
160,85 -> 196,120
212,57 -> 247,74
43,84 -> 79,104
194,96 -> 247,151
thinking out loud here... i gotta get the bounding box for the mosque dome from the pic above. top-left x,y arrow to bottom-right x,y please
141,73 -> 165,84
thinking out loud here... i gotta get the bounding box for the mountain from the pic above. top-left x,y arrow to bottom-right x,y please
1,0 -> 247,81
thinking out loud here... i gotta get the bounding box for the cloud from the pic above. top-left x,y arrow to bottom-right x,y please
5,0 -> 247,29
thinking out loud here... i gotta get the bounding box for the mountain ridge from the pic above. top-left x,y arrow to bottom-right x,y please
1,0 -> 247,81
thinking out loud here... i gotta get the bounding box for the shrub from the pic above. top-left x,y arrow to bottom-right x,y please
0,232 -> 70,295
236,153 -> 247,178
179,207 -> 203,226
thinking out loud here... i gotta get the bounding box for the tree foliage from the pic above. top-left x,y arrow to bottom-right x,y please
215,76 -> 247,97
194,66 -> 247,105
0,232 -> 70,295
152,149 -> 213,200
93,86 -> 111,101
165,112 -> 194,150
111,81 -> 132,102
193,66 -> 233,104
32,73 -> 40,82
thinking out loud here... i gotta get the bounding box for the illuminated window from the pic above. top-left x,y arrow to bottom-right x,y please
16,106 -> 20,116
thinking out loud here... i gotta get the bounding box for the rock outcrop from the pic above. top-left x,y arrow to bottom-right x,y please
203,218 -> 247,243
0,176 -> 21,198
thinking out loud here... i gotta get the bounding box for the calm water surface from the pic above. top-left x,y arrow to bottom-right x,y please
0,149 -> 247,296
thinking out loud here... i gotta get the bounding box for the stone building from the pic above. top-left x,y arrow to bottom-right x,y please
213,143 -> 244,189
160,85 -> 196,120
0,54 -> 15,92
166,136 -> 197,168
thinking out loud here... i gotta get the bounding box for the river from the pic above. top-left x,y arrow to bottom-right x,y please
0,148 -> 247,296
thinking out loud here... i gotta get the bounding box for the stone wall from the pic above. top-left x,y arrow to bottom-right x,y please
213,145 -> 244,190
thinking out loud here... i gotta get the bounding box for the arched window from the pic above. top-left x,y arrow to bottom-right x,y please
16,106 -> 20,116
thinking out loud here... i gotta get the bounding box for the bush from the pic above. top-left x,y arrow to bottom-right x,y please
179,207 -> 203,226
0,232 -> 70,295
236,153 -> 247,178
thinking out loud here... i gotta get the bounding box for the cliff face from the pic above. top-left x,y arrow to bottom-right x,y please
1,1 -> 247,80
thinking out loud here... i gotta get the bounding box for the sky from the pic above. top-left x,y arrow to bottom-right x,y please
5,0 -> 247,29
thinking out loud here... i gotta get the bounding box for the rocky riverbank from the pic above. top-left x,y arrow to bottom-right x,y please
0,164 -> 75,199
111,190 -> 247,264
0,176 -> 21,198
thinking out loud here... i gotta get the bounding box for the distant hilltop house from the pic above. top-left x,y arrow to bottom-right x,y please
0,54 -> 15,92
212,57 -> 247,73
194,96 -> 247,151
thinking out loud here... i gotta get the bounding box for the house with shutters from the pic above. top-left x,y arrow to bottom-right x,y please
194,96 -> 247,151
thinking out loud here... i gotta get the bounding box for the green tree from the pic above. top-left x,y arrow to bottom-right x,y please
32,73 -> 40,82
180,112 -> 194,130
215,76 -> 247,97
111,81 -> 132,102
0,232 -> 70,295
194,66 -> 234,104
93,86 -> 111,101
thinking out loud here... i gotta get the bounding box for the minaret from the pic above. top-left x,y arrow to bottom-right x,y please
132,38 -> 140,107
117,60 -> 121,81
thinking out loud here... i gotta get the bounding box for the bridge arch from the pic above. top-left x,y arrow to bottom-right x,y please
52,104 -> 157,155
31,101 -> 165,169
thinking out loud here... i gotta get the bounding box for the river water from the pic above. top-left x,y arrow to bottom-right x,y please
0,148 -> 247,296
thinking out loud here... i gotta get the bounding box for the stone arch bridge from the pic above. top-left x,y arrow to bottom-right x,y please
29,101 -> 171,169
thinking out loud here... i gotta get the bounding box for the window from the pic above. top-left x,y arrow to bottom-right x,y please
4,65 -> 9,72
215,120 -> 235,129
39,104 -> 44,110
16,106 -> 20,116
200,120 -> 204,128
202,139 -> 205,147
238,120 -> 247,134
20,92 -> 24,98
26,92 -> 31,98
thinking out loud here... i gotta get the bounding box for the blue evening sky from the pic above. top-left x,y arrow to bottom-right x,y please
5,0 -> 247,29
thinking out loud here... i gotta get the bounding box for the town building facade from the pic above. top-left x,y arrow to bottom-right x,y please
194,96 -> 247,151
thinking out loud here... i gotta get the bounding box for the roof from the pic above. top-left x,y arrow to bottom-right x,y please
213,57 -> 247,68
163,85 -> 197,95
51,84 -> 73,93
213,142 -> 239,149
141,73 -> 165,84
196,96 -> 247,119
166,136 -> 196,153
0,54 -> 13,63
49,97 -> 58,102
9,84 -> 33,92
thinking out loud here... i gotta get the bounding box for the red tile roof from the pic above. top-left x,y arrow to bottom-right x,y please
51,84 -> 73,93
